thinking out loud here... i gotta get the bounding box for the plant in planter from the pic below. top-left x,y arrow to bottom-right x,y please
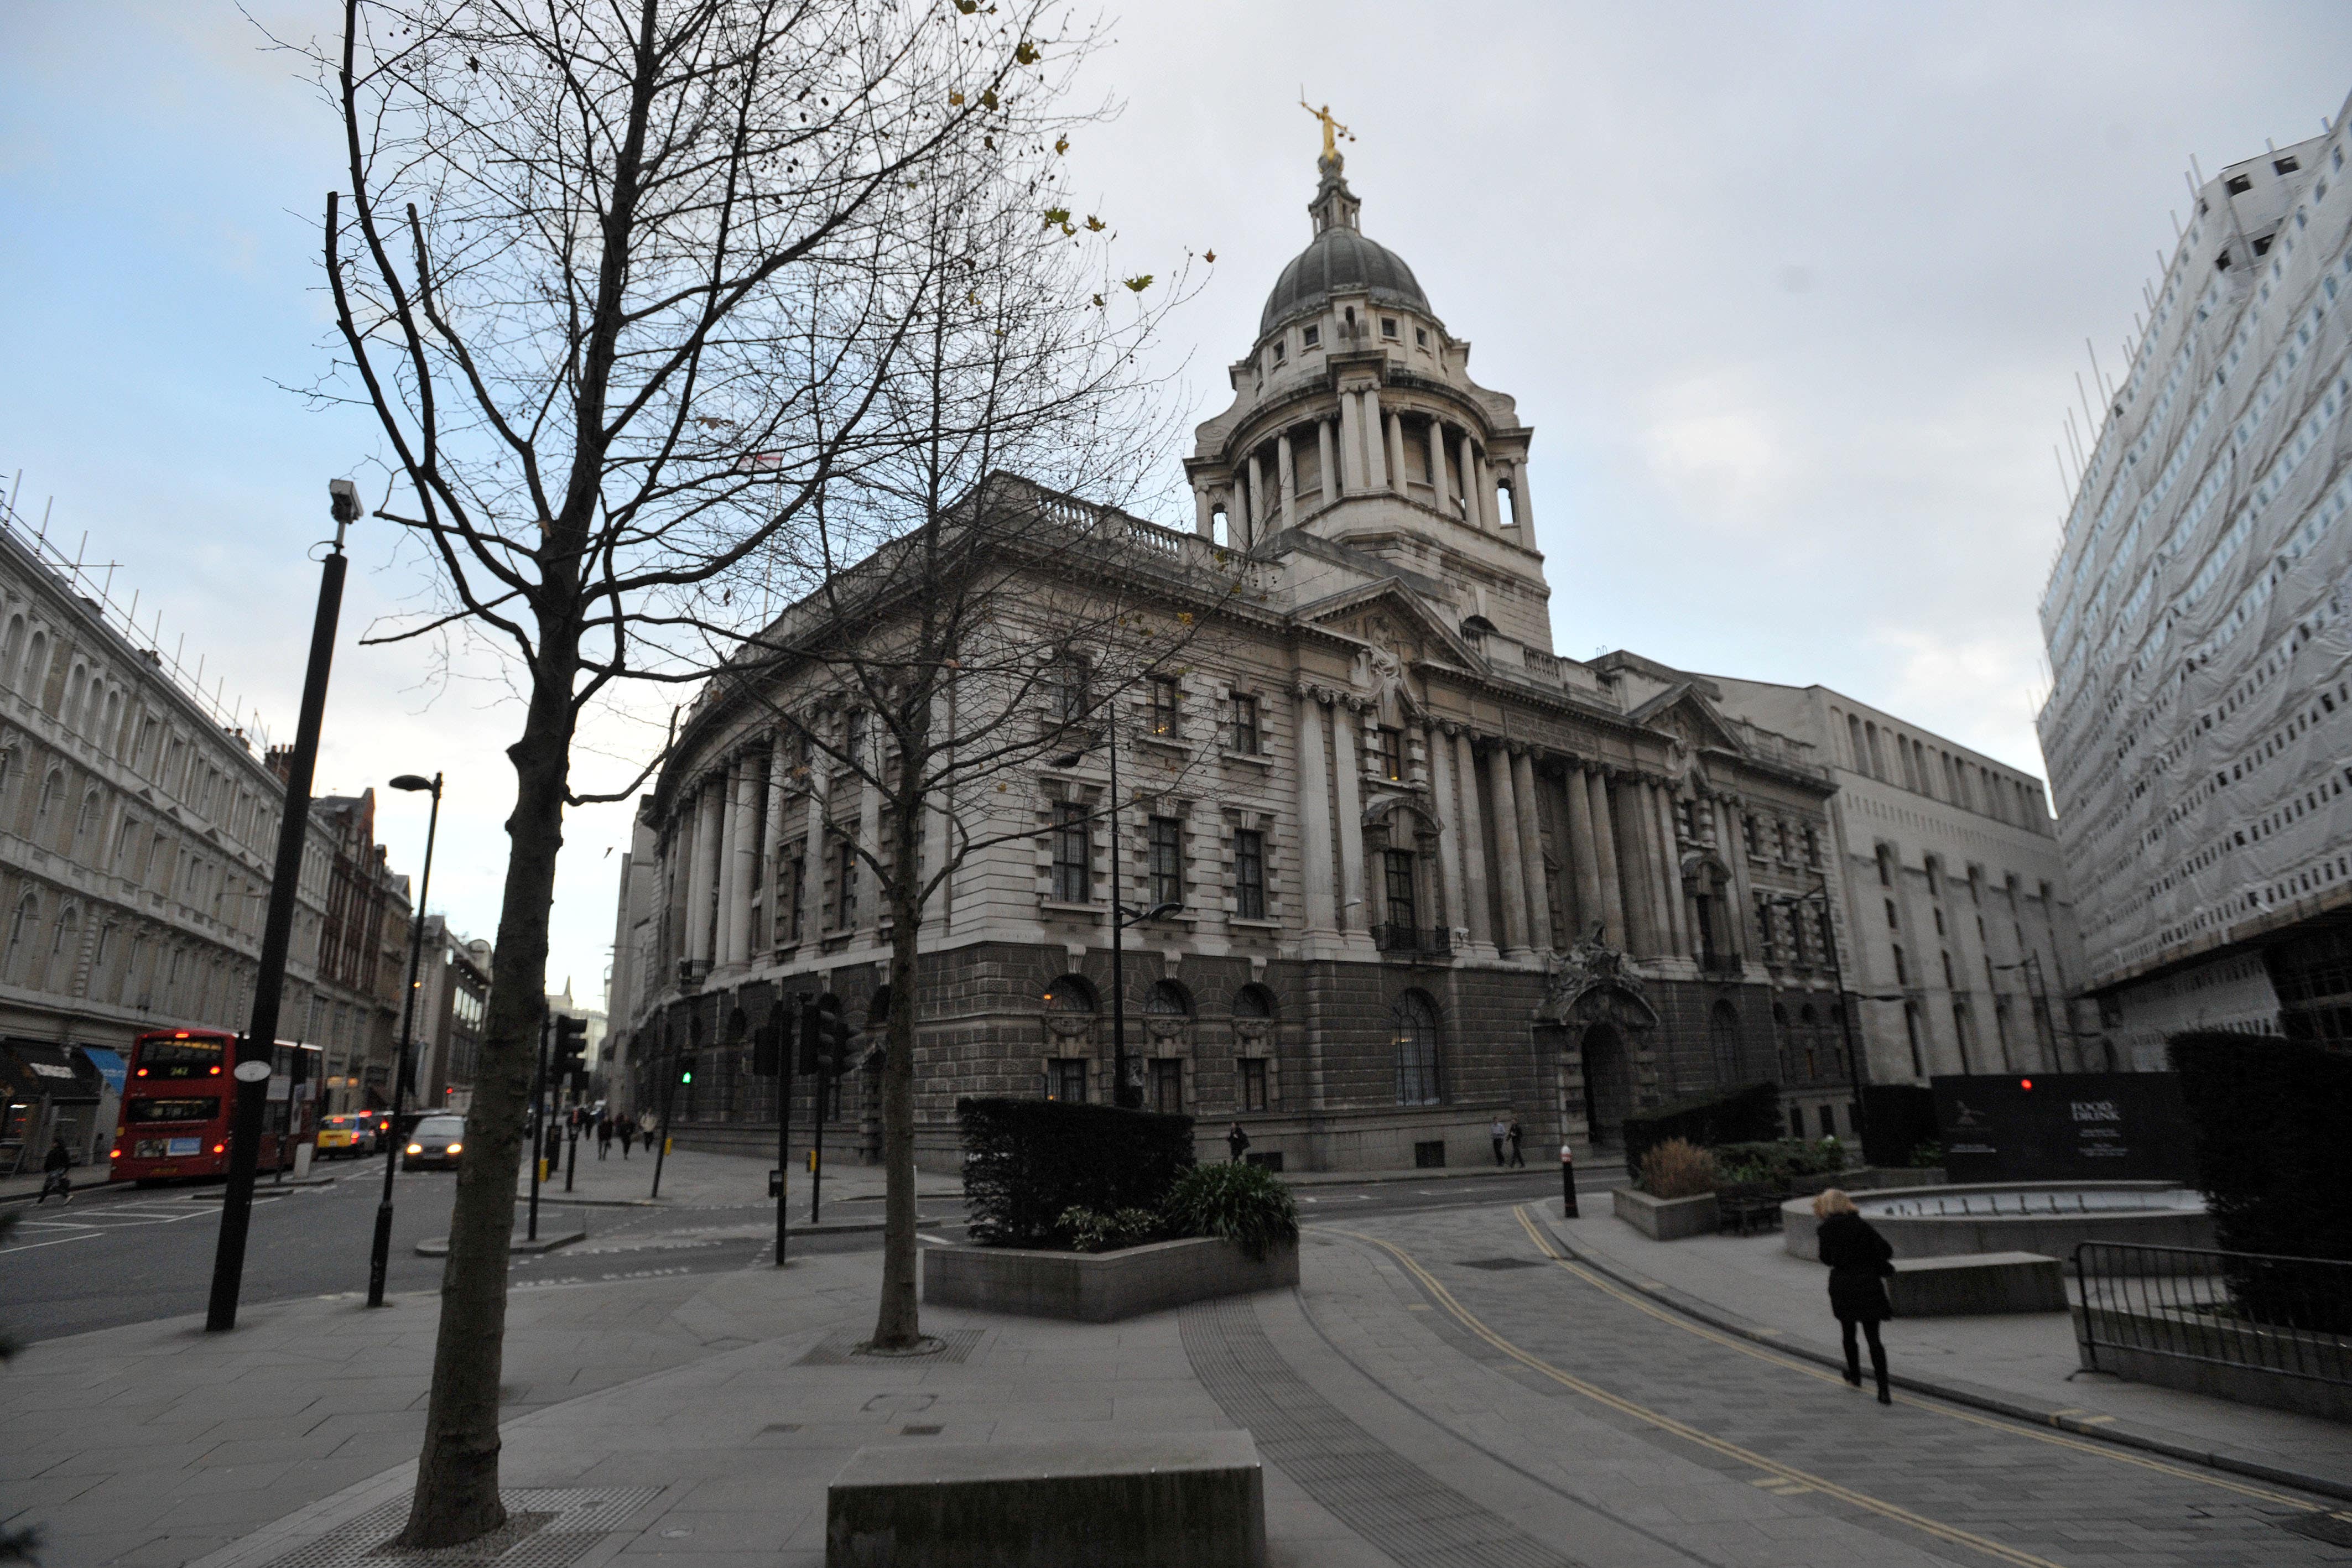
1638,1138 -> 1718,1199
1057,1206 -> 1163,1254
1161,1161 -> 1300,1259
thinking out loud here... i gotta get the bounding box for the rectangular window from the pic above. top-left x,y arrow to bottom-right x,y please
1051,655 -> 1090,723
1229,694 -> 1261,754
1234,829 -> 1266,920
782,851 -> 805,943
1148,815 -> 1184,910
1380,316 -> 1399,338
1383,848 -> 1417,931
1373,726 -> 1404,781
1302,324 -> 1320,348
1148,676 -> 1181,738
1152,1059 -> 1182,1114
1818,1105 -> 1838,1138
1803,826 -> 1820,868
1237,1057 -> 1268,1112
1052,803 -> 1091,903
833,839 -> 858,929
1414,326 -> 1429,348
1048,1058 -> 1087,1103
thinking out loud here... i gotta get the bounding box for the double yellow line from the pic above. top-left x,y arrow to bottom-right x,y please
1323,1207 -> 2324,1568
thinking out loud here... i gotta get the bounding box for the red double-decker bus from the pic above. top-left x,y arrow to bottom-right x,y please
108,1028 -> 322,1184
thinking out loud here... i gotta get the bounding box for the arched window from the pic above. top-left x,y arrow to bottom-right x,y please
1708,999 -> 1742,1081
1952,1002 -> 1975,1074
1903,1003 -> 1924,1079
1144,980 -> 1190,1015
20,630 -> 46,701
0,615 -> 21,685
122,934 -> 146,1004
1771,1003 -> 1793,1079
1234,983 -> 1276,1018
1393,991 -> 1441,1105
1043,974 -> 1096,1013
102,689 -> 121,748
64,665 -> 87,731
1891,944 -> 1907,986
74,789 -> 102,850
4,893 -> 38,985
1845,712 -> 1865,771
35,769 -> 62,823
43,904 -> 79,994
1798,1004 -> 1820,1080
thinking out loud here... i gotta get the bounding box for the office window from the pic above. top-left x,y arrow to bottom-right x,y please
1234,829 -> 1266,919
1052,803 -> 1091,903
1229,694 -> 1261,754
834,838 -> 858,928
1148,815 -> 1183,910
1383,848 -> 1417,930
782,850 -> 805,942
1885,899 -> 1898,931
1237,1057 -> 1268,1112
1892,945 -> 1908,986
1754,893 -> 1779,961
1393,992 -> 1442,1105
1050,654 -> 1090,723
1148,676 -> 1181,738
1803,826 -> 1820,867
1373,726 -> 1404,780
1151,1059 -> 1183,1114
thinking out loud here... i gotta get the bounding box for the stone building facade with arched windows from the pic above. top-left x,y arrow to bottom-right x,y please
606,148 -> 1860,1173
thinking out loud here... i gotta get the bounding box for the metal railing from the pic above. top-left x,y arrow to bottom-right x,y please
1371,924 -> 1451,957
2073,1241 -> 2352,1388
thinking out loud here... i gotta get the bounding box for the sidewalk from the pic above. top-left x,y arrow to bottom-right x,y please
1544,1192 -> 2352,1496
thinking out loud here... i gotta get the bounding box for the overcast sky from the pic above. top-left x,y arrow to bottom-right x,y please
2,4 -> 2347,1010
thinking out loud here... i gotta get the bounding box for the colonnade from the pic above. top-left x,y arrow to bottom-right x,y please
1195,395 -> 1533,545
1290,687 -> 1745,969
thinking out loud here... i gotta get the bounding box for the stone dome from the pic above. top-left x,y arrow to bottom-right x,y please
1258,225 -> 1430,339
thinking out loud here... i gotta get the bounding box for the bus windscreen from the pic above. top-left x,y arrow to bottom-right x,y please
137,1039 -> 225,1079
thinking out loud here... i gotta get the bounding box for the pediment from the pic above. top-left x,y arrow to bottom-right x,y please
1628,684 -> 1748,759
1295,578 -> 1480,672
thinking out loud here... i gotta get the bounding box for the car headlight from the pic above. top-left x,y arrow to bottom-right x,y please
405,1143 -> 422,1154
446,1143 -> 462,1154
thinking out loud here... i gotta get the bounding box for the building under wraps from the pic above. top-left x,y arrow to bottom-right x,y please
2036,96 -> 2352,1064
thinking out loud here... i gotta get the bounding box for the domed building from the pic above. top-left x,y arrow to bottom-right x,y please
603,139 -> 1856,1172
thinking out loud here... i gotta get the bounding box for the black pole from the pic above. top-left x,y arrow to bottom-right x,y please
206,491 -> 351,1333
565,1100 -> 578,1192
776,999 -> 800,1266
368,773 -> 439,1308
1561,1140 -> 1579,1218
528,1012 -> 547,1241
651,1006 -> 688,1199
1109,721 -> 1133,1109
810,1050 -> 827,1226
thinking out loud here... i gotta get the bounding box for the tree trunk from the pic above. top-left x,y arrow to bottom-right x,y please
398,642 -> 577,1546
869,791 -> 925,1349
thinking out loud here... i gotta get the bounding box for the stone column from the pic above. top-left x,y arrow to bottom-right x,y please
761,731 -> 789,951
693,778 -> 724,964
1193,486 -> 1215,538
1454,731 -> 1493,951
1317,420 -> 1338,507
1432,726 -> 1465,939
1606,775 -> 1654,955
1386,410 -> 1408,497
1637,783 -> 1677,958
1714,798 -> 1751,967
1458,433 -> 1480,527
711,767 -> 737,966
671,801 -> 699,966
1295,691 -> 1336,933
1564,763 -> 1605,944
1512,749 -> 1552,954
802,736 -> 831,933
1331,704 -> 1366,935
1427,418 -> 1450,512
1653,784 -> 1689,958
1586,769 -> 1625,950
857,725 -> 883,934
1361,389 -> 1388,491
726,753 -> 758,965
1246,449 -> 1267,545
1277,432 -> 1297,533
1474,447 -> 1497,531
1338,397 -> 1363,493
1485,744 -> 1529,955
1507,462 -> 1533,532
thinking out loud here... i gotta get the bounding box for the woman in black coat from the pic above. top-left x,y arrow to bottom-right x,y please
1813,1188 -> 1895,1404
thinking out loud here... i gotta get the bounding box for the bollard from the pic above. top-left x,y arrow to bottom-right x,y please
1560,1144 -> 1579,1219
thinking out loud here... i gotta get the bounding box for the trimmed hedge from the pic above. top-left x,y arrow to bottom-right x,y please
1621,1081 -> 1781,1173
2168,1032 -> 2352,1264
1712,1138 -> 1846,1192
958,1096 -> 1196,1247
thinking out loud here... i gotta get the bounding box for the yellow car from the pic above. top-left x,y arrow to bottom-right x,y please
316,1113 -> 385,1159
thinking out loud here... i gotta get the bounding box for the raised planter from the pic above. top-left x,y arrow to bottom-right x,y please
1612,1186 -> 1718,1240
827,1430 -> 1267,1567
1886,1252 -> 2066,1315
922,1234 -> 1298,1322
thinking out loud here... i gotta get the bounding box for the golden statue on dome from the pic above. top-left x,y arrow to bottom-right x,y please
1299,95 -> 1354,164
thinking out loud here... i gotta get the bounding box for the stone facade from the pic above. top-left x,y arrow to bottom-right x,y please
606,150 -> 1848,1172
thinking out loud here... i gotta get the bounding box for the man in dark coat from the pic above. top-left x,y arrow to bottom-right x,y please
1814,1187 -> 1895,1404
39,1134 -> 73,1204
1227,1122 -> 1250,1164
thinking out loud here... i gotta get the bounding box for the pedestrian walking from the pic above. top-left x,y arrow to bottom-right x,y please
597,1117 -> 613,1160
1489,1115 -> 1508,1166
618,1121 -> 635,1159
38,1133 -> 73,1205
1507,1117 -> 1526,1168
1814,1188 -> 1896,1404
1227,1121 -> 1251,1164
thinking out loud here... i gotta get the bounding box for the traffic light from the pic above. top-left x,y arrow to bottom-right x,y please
554,1013 -> 590,1089
810,992 -> 854,1077
752,1007 -> 794,1078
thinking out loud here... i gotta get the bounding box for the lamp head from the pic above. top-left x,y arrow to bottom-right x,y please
390,774 -> 437,794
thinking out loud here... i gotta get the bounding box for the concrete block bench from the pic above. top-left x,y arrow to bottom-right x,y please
1887,1251 -> 2066,1316
1613,1186 -> 1718,1239
826,1430 -> 1268,1567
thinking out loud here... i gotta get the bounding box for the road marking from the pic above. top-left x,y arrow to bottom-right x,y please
1330,1221 -> 2067,1568
917,1233 -> 951,1246
1501,1206 -> 2325,1516
0,1231 -> 101,1256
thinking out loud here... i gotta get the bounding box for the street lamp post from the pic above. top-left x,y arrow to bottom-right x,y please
366,771 -> 442,1307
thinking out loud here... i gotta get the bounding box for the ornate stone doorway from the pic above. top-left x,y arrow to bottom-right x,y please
1581,1023 -> 1635,1148
1538,930 -> 1660,1151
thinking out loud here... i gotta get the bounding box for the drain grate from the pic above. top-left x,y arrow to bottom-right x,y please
795,1327 -> 984,1366
1455,1257 -> 1546,1271
2286,1510 -> 2352,1548
901,1424 -> 943,1435
261,1488 -> 660,1568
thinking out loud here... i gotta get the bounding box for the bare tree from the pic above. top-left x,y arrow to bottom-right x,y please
301,0 -> 1108,1544
685,139 -> 1241,1351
